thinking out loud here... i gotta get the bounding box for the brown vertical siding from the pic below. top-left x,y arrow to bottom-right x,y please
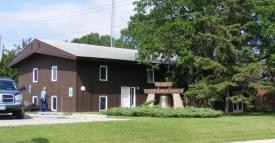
17,54 -> 166,112
76,59 -> 166,111
18,54 -> 77,112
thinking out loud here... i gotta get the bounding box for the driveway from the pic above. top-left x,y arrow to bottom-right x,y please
0,113 -> 128,127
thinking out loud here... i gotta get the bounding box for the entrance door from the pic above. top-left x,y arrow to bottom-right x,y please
51,96 -> 57,112
121,86 -> 136,108
99,96 -> 108,111
233,102 -> 243,113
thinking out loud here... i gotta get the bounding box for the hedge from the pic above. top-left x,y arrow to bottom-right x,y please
103,106 -> 223,118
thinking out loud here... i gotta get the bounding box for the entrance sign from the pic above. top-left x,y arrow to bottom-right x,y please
144,89 -> 183,94
154,82 -> 173,88
69,87 -> 73,97
144,82 -> 184,108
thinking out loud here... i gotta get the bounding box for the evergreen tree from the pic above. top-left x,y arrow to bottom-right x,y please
121,0 -> 275,113
71,32 -> 135,49
0,38 -> 32,82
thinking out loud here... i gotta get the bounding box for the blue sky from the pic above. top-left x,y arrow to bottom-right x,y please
0,0 -> 80,12
0,0 -> 135,50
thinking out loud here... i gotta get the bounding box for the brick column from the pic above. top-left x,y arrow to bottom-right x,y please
172,94 -> 184,108
145,93 -> 155,107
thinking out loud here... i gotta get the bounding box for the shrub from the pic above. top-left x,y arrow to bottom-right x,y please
103,106 -> 223,118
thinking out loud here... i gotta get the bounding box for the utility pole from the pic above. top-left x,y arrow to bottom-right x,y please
110,0 -> 115,48
0,34 -> 3,62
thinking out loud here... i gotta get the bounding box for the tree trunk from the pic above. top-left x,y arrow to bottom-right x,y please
224,92 -> 230,115
208,100 -> 214,109
225,101 -> 229,115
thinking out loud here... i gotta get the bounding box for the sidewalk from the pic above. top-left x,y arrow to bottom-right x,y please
0,113 -> 129,127
230,139 -> 275,143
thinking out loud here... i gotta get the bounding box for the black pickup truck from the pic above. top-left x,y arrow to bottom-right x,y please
0,77 -> 26,119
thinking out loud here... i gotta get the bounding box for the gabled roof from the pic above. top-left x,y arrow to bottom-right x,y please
39,39 -> 138,61
8,39 -> 139,68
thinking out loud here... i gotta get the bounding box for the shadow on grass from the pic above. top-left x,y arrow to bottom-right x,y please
228,113 -> 275,117
16,138 -> 49,143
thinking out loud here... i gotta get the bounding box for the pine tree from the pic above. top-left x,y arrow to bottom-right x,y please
121,0 -> 275,114
0,38 -> 32,82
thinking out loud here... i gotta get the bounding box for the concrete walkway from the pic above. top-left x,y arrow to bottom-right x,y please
229,139 -> 275,143
0,113 -> 128,127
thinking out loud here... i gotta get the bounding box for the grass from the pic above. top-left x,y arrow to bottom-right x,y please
1,114 -> 275,143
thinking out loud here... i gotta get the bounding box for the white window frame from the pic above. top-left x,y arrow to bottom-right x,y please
32,96 -> 38,105
51,96 -> 58,112
99,65 -> 108,81
51,66 -> 58,82
99,96 -> 108,111
147,70 -> 154,83
32,68 -> 38,83
233,102 -> 243,113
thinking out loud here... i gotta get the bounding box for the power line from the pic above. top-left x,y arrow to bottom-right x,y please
0,0 -> 131,23
1,0 -> 270,28
38,1 -> 271,39
0,1 -> 133,27
0,1 -> 132,27
2,0 -> 271,46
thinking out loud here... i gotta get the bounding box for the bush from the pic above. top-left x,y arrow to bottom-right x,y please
103,106 -> 223,118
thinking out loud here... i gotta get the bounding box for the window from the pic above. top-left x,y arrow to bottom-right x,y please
238,102 -> 243,110
33,68 -> 38,83
51,96 -> 57,111
233,102 -> 243,113
99,96 -> 108,111
99,65 -> 108,81
0,80 -> 17,90
233,103 -> 237,111
32,96 -> 38,105
51,66 -> 57,81
147,70 -> 154,83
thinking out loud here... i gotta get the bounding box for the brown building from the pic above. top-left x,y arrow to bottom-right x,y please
8,39 -> 166,112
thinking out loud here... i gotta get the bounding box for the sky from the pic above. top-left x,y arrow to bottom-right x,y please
0,0 -> 136,50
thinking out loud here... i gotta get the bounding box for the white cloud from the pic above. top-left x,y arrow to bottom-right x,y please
0,0 -> 136,50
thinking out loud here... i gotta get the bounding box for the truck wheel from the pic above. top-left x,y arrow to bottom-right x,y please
15,110 -> 25,119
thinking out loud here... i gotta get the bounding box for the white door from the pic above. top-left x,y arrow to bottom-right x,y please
233,102 -> 243,113
51,96 -> 57,112
130,87 -> 136,107
99,96 -> 108,111
121,86 -> 136,108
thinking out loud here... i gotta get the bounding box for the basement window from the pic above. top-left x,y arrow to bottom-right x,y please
51,66 -> 57,82
147,70 -> 154,83
33,68 -> 38,83
99,65 -> 108,81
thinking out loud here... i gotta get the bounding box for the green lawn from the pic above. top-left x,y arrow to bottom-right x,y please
1,114 -> 275,143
